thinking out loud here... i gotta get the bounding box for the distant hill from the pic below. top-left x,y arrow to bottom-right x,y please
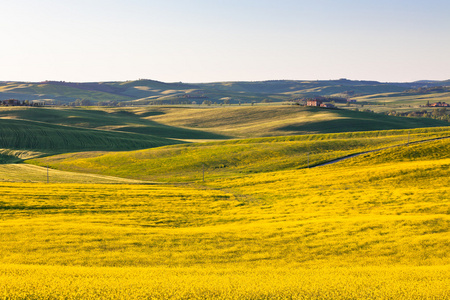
0,106 -> 446,140
1,79 -> 449,105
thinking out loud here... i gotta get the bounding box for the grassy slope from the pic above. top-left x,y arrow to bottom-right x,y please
0,117 -> 181,163
0,107 -> 229,140
2,79 -> 440,104
2,106 -> 446,141
352,90 -> 450,108
8,141 -> 450,259
111,80 -> 199,99
144,106 -> 448,137
27,127 -> 450,182
1,135 -> 449,298
2,104 -> 450,297
200,80 -> 407,95
344,135 -> 450,166
0,164 -> 147,184
0,82 -> 132,102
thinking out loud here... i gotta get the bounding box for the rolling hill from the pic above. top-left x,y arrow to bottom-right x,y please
0,106 -> 447,141
0,117 -> 182,163
2,78 -> 450,105
0,101 -> 449,297
0,107 -> 228,140
1,105 -> 448,165
352,89 -> 450,109
2,127 -> 449,298
26,127 -> 450,182
142,106 -> 449,137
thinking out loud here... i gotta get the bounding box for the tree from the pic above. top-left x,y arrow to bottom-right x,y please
80,99 -> 92,106
222,97 -> 231,105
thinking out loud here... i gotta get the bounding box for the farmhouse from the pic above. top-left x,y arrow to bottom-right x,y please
1,99 -> 21,106
320,103 -> 335,108
306,99 -> 323,107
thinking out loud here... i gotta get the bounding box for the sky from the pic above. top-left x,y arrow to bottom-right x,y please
1,0 -> 449,83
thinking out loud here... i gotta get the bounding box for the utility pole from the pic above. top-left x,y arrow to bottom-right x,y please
307,152 -> 310,168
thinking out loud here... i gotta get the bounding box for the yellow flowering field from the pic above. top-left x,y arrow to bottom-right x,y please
0,264 -> 448,299
0,136 -> 449,298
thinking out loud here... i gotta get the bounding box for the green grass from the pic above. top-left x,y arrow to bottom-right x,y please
0,117 -> 181,162
351,90 -> 450,110
0,164 -> 147,183
135,105 -> 449,138
27,127 -> 450,182
343,136 -> 450,166
3,106 -> 446,142
0,107 -> 230,140
3,79 -> 448,105
201,79 -> 407,96
0,82 -> 131,102
276,107 -> 448,133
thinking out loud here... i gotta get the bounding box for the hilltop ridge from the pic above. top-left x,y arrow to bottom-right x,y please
1,79 -> 449,105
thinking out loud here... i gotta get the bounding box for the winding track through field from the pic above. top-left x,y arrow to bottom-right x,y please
312,135 -> 450,168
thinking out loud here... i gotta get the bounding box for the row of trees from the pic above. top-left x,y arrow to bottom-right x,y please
383,108 -> 450,122
0,99 -> 45,106
68,98 -> 253,107
69,99 -> 127,107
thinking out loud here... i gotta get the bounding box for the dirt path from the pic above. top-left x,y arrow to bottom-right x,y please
313,135 -> 450,168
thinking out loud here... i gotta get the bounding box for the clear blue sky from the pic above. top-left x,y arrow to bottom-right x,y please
1,0 -> 449,83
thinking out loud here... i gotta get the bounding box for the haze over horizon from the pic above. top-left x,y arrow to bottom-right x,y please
1,0 -> 449,83
2,78 -> 450,85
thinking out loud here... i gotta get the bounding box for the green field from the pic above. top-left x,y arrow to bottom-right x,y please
1,106 -> 446,164
0,107 -> 228,140
0,164 -> 147,184
0,117 -> 182,163
0,105 -> 449,298
342,89 -> 450,119
352,90 -> 450,107
143,105 -> 448,137
0,82 -> 132,103
0,106 -> 446,140
26,126 -> 450,182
